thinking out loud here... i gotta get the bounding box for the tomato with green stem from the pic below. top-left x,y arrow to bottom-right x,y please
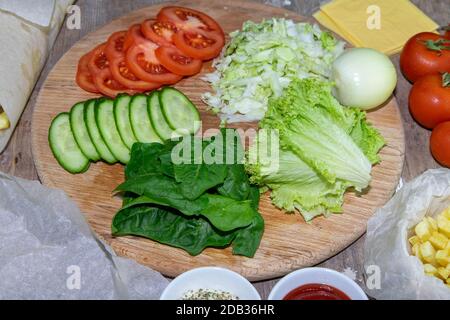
400,32 -> 450,82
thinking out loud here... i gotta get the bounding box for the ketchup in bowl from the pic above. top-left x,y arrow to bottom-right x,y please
283,283 -> 351,300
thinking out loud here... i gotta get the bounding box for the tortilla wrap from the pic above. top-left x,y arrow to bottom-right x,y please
0,0 -> 74,153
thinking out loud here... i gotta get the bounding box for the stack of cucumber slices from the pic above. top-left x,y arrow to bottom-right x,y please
49,88 -> 201,173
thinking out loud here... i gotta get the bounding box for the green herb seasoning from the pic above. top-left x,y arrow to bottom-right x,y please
181,289 -> 239,300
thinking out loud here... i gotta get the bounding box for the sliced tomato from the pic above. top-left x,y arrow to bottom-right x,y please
125,42 -> 183,84
141,19 -> 177,46
87,43 -> 109,75
172,28 -> 224,60
155,46 -> 202,76
109,55 -> 162,91
123,24 -> 148,51
105,31 -> 126,61
76,50 -> 99,93
93,68 -> 137,98
157,6 -> 223,35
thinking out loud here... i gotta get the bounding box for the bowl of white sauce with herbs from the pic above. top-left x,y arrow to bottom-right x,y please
160,267 -> 261,300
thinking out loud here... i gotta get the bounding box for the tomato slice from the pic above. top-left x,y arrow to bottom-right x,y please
109,55 -> 162,91
76,50 -> 99,93
93,68 -> 137,98
141,19 -> 177,47
155,46 -> 202,76
125,42 -> 183,84
172,28 -> 224,60
123,24 -> 148,51
88,43 -> 109,75
157,6 -> 224,35
105,31 -> 126,61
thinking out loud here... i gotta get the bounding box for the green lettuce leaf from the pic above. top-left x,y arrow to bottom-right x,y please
247,78 -> 384,221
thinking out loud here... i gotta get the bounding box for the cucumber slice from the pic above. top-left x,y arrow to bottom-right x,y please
48,113 -> 90,174
129,94 -> 162,143
84,99 -> 117,164
148,91 -> 177,141
70,102 -> 100,161
114,94 -> 138,149
95,99 -> 130,164
159,87 -> 200,135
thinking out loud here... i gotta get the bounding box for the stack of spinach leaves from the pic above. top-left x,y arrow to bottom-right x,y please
111,129 -> 264,257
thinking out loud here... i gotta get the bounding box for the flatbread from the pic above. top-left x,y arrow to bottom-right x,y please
0,0 -> 73,153
0,0 -> 56,29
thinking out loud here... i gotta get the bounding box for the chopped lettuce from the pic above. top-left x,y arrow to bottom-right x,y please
247,78 -> 385,221
202,18 -> 345,123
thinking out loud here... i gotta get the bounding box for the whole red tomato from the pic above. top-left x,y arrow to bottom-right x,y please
409,73 -> 450,129
400,32 -> 450,82
430,121 -> 450,167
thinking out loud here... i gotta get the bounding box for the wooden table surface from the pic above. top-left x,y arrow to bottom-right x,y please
1,0 -> 448,299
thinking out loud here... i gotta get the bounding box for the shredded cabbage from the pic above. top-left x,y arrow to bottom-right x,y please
202,18 -> 345,123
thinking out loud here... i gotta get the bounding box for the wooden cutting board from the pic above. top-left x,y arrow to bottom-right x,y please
31,0 -> 405,281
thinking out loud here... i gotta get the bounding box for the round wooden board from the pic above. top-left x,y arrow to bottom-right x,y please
31,0 -> 405,281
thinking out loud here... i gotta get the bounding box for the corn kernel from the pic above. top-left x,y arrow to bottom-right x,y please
412,243 -> 421,259
409,235 -> 421,246
415,220 -> 432,241
429,232 -> 449,250
437,215 -> 450,237
423,264 -> 438,275
435,250 -> 449,267
437,267 -> 450,280
427,217 -> 438,231
420,241 -> 436,264
442,208 -> 450,220
438,251 -> 450,267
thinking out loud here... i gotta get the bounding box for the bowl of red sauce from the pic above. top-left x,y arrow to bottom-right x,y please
268,268 -> 368,300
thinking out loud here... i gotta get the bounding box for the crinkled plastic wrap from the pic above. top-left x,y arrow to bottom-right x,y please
364,169 -> 450,300
0,172 -> 169,299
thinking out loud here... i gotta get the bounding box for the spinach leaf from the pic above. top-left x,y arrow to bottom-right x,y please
119,193 -> 255,232
231,210 -> 264,257
217,164 -> 251,201
125,141 -> 178,179
174,162 -> 227,200
173,136 -> 228,200
112,205 -> 235,256
218,167 -> 264,257
227,184 -> 264,257
113,129 -> 265,257
116,174 -> 208,215
247,186 -> 261,210
199,194 -> 255,232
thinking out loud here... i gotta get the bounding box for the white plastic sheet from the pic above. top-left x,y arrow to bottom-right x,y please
0,173 -> 169,299
364,168 -> 450,300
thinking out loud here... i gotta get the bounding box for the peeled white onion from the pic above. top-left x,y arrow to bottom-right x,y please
331,48 -> 397,110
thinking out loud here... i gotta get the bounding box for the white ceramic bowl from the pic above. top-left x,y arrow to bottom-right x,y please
160,267 -> 261,300
268,267 -> 368,300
